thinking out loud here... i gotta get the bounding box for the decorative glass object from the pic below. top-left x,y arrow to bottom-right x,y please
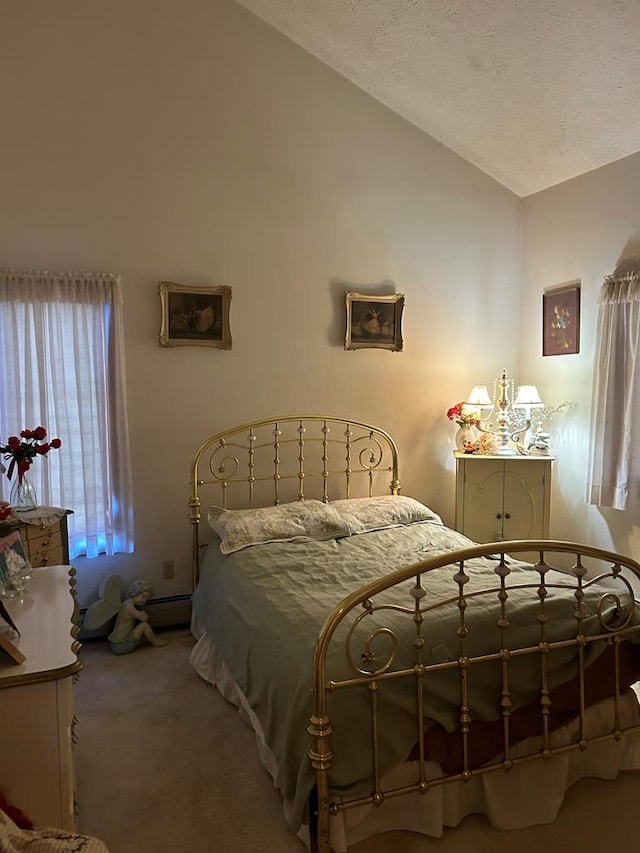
0,529 -> 31,598
455,423 -> 474,451
9,473 -> 38,511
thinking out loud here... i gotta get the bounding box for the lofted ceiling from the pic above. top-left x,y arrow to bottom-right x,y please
235,0 -> 640,197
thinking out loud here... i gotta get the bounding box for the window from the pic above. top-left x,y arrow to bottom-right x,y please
586,271 -> 640,510
0,271 -> 134,557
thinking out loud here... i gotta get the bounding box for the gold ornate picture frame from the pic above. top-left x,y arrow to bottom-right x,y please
345,291 -> 405,351
159,281 -> 232,349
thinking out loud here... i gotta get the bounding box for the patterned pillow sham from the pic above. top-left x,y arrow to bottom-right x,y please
207,500 -> 349,554
330,495 -> 442,535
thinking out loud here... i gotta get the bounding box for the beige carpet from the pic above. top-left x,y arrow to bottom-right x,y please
74,628 -> 640,853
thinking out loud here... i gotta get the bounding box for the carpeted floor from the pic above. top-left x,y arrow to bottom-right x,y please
74,628 -> 640,853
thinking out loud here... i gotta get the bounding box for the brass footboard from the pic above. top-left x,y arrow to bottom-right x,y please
309,540 -> 640,852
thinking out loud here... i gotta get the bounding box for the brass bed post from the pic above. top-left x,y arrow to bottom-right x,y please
189,438 -> 210,590
188,481 -> 202,590
308,625 -> 335,853
188,496 -> 201,590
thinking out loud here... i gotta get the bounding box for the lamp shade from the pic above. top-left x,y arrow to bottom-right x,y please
466,385 -> 493,407
514,385 -> 544,407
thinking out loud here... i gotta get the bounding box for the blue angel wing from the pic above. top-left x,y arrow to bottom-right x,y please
83,573 -> 123,631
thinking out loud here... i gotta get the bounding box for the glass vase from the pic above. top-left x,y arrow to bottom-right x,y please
9,472 -> 38,511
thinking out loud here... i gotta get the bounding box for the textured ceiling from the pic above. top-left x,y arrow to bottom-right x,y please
235,0 -> 640,196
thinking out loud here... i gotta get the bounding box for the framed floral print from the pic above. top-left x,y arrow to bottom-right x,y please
345,292 -> 405,352
159,282 -> 232,349
543,284 -> 580,356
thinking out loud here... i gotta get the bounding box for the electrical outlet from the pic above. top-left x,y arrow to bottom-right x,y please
162,560 -> 175,580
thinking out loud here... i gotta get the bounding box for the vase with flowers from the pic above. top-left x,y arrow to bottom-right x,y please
0,426 -> 62,511
446,402 -> 480,451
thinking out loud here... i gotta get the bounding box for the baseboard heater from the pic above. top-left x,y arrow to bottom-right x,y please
78,593 -> 192,641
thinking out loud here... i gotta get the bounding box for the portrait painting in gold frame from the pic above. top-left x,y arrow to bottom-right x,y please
159,281 -> 232,349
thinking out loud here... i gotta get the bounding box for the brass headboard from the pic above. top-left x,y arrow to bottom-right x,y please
188,415 -> 400,588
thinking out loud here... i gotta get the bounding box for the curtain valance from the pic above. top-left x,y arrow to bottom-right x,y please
0,270 -> 122,305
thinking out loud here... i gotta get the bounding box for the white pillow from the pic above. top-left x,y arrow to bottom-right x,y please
207,499 -> 349,554
330,495 -> 442,535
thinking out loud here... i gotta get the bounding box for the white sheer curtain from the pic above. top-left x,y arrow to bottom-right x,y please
586,272 -> 640,510
0,270 -> 134,557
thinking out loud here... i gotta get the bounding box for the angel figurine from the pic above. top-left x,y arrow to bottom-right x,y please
84,575 -> 167,655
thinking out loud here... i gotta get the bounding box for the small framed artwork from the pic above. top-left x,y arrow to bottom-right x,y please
543,283 -> 580,356
159,282 -> 232,349
345,292 -> 405,352
0,531 -> 31,598
0,630 -> 25,665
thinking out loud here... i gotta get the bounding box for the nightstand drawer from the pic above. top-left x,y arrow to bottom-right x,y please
24,526 -> 63,567
30,540 -> 64,567
22,521 -> 62,543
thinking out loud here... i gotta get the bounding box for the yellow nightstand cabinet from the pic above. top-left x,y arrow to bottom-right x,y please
0,565 -> 82,830
20,515 -> 70,567
454,452 -> 553,543
1,509 -> 71,568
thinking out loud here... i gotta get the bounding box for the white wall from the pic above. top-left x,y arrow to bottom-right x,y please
521,152 -> 640,560
0,0 -> 522,604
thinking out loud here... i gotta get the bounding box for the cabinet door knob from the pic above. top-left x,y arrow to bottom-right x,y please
505,513 -> 511,519
496,513 -> 502,519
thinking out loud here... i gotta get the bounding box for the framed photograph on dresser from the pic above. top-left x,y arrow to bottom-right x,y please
0,530 -> 31,595
0,629 -> 25,665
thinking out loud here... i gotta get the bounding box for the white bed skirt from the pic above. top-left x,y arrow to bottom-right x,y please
190,618 -> 640,852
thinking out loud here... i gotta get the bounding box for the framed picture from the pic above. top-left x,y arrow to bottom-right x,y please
0,631 -> 25,665
345,292 -> 405,351
159,282 -> 232,349
0,530 -> 30,598
543,284 -> 580,356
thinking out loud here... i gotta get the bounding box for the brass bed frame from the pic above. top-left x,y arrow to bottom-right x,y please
189,416 -> 640,853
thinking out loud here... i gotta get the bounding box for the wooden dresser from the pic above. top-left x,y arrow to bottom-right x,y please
0,565 -> 82,829
0,508 -> 72,568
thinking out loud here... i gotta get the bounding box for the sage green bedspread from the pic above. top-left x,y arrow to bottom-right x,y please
192,521 -> 628,833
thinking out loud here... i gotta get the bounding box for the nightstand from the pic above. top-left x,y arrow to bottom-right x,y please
454,452 -> 553,543
0,507 -> 72,568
